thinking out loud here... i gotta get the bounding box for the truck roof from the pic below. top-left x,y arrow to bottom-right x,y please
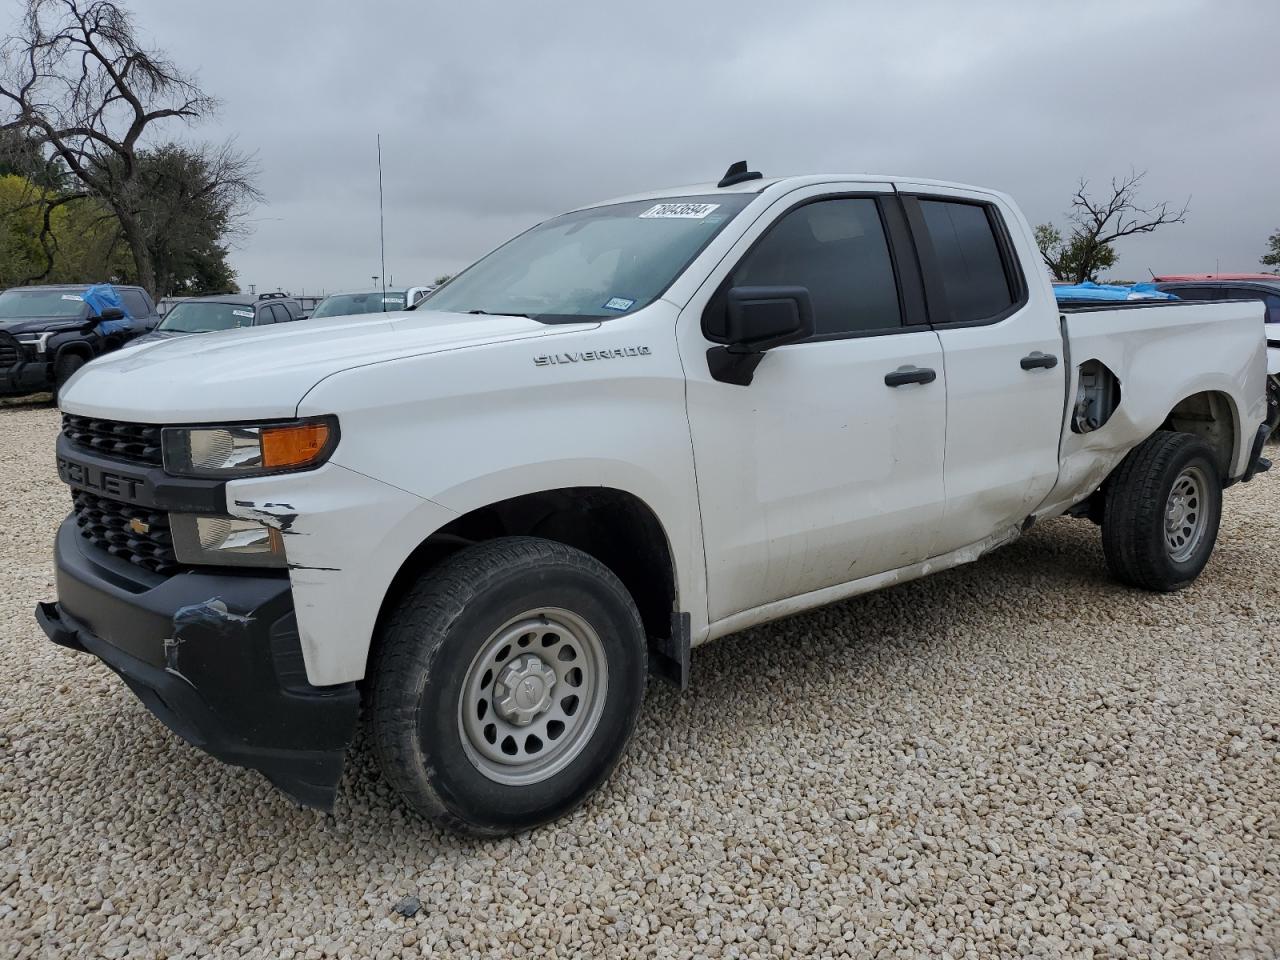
577,172 -> 1003,212
1153,273 -> 1280,282
8,282 -> 145,292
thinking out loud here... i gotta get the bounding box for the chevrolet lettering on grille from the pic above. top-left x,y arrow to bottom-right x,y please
56,456 -> 144,501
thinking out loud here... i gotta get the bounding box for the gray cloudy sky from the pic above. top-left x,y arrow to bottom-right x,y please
116,0 -> 1279,292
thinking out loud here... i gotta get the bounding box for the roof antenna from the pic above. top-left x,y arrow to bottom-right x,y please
717,160 -> 763,189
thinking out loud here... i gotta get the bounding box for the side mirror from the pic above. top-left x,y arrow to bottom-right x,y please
709,286 -> 814,385
296,314 -> 309,322
98,307 -> 125,322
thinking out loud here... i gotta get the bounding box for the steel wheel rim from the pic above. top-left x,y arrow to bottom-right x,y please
1164,465 -> 1208,563
457,608 -> 608,786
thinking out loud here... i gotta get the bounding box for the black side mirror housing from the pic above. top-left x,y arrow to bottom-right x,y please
98,307 -> 125,321
708,285 -> 814,385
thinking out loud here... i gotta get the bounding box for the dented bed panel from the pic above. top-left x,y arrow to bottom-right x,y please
1036,300 -> 1268,519
227,463 -> 458,686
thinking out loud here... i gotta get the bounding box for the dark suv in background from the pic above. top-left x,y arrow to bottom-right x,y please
0,284 -> 158,398
1153,274 -> 1280,435
132,292 -> 305,345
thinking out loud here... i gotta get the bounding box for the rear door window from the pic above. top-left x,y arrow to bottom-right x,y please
120,289 -> 150,317
916,200 -> 1017,324
1168,286 -> 1222,301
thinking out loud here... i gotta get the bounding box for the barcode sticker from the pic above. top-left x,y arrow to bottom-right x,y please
639,203 -> 720,219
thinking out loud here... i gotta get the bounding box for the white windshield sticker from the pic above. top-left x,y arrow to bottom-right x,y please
603,297 -> 635,311
383,297 -> 405,304
639,202 -> 720,220
232,309 -> 254,318
61,294 -> 84,301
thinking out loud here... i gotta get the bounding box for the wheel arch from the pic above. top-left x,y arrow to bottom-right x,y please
54,339 -> 94,363
367,486 -> 687,688
1159,389 -> 1239,479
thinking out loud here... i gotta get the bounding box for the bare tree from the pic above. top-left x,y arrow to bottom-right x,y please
1042,170 -> 1188,284
0,0 -> 257,294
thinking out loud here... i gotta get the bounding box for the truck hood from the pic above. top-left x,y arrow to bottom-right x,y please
61,310 -> 595,422
0,317 -> 86,336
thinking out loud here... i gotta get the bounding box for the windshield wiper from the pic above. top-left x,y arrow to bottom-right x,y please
466,309 -> 531,318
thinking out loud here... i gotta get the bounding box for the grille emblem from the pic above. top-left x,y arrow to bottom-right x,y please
129,517 -> 150,535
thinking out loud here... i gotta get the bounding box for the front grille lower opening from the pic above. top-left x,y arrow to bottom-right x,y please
71,490 -> 178,575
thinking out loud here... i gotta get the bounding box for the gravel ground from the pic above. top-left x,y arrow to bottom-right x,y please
1,400 -> 1278,959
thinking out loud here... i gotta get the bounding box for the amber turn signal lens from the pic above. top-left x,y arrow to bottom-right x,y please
261,422 -> 331,469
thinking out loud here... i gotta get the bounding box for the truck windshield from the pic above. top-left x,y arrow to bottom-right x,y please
0,289 -> 88,320
419,195 -> 754,321
159,302 -> 255,333
311,291 -> 409,318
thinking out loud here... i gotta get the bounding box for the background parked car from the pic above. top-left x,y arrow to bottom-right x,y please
131,292 -> 305,345
309,287 -> 433,319
0,283 -> 157,398
1153,274 -> 1280,434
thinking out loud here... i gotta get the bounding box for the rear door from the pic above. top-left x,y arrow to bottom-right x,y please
681,185 -> 948,623
901,190 -> 1066,555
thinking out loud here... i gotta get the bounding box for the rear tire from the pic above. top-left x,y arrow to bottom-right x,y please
369,537 -> 647,836
1102,431 -> 1222,592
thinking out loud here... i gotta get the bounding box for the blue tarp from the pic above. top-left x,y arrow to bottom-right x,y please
1053,281 -> 1178,302
82,283 -> 133,334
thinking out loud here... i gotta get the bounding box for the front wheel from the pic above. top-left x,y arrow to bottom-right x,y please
369,537 -> 647,836
1102,431 -> 1223,592
52,352 -> 86,401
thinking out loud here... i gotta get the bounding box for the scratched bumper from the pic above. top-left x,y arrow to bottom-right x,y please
36,517 -> 360,809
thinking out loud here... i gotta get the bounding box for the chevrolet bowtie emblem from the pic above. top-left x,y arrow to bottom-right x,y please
128,517 -> 150,535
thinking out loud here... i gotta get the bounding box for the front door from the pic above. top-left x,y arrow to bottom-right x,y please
680,188 -> 949,624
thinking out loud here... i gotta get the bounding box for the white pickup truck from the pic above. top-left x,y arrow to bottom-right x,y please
38,164 -> 1272,835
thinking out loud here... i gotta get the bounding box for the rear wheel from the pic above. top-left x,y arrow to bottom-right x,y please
369,537 -> 647,836
1102,431 -> 1222,592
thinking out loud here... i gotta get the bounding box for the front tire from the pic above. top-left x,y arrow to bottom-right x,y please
1102,431 -> 1222,592
369,537 -> 647,836
52,352 -> 86,401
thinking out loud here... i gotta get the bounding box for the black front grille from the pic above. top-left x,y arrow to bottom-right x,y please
0,332 -> 20,366
71,490 -> 178,575
62,414 -> 163,467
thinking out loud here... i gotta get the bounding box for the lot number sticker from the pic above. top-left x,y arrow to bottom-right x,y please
639,203 -> 720,219
233,309 -> 254,319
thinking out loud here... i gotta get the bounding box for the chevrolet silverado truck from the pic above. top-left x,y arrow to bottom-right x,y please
36,164 -> 1272,835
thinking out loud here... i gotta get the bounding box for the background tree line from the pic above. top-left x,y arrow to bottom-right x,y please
0,0 -> 259,297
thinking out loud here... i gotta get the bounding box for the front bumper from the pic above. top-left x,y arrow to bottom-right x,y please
0,359 -> 51,395
37,518 -> 360,809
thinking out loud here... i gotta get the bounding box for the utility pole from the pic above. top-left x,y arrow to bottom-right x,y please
377,134 -> 387,311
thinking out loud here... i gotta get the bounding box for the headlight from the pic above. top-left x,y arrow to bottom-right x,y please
161,416 -> 337,478
171,514 -> 287,568
15,332 -> 53,354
